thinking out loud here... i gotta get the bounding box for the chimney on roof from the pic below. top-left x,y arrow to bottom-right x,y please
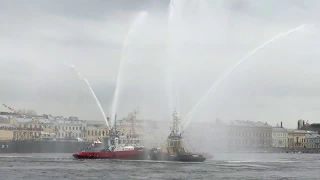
281,121 -> 283,128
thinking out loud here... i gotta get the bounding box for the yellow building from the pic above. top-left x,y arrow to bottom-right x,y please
0,116 -> 18,141
13,118 -> 53,141
0,130 -> 14,141
86,122 -> 109,142
287,130 -> 307,149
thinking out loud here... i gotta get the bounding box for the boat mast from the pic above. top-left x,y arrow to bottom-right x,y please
114,113 -> 117,136
132,107 -> 138,134
172,109 -> 181,136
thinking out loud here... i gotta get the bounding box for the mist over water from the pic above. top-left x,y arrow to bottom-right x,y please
181,24 -> 313,130
1,0 -> 320,143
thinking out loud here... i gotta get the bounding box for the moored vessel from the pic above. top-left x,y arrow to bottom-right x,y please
0,138 -> 90,153
149,110 -> 206,162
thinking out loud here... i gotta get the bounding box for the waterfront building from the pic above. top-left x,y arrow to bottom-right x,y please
287,130 -> 308,149
0,115 -> 18,140
52,118 -> 87,139
86,121 -> 108,143
305,131 -> 320,149
272,122 -> 288,148
13,118 -> 53,141
227,120 -> 273,149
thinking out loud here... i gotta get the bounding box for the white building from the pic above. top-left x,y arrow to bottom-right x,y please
52,119 -> 87,139
306,131 -> 320,149
272,122 -> 288,148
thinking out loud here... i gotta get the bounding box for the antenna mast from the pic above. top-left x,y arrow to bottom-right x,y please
172,109 -> 181,135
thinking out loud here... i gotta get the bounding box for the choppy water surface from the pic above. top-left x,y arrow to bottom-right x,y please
1,153 -> 319,180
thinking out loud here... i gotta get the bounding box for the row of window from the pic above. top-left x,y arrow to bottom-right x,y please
87,130 -> 105,136
272,133 -> 287,137
229,132 -> 271,137
20,124 -> 43,128
228,139 -> 272,145
56,126 -> 86,131
288,138 -> 306,143
57,133 -> 85,138
307,145 -> 320,148
307,139 -> 320,143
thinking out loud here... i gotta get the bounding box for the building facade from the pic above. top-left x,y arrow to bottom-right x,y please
86,121 -> 108,143
227,120 -> 273,150
287,130 -> 308,149
53,120 -> 87,139
272,125 -> 288,148
305,131 -> 320,149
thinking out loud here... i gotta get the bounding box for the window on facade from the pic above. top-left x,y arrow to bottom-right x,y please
88,130 -> 90,135
69,127 -> 71,130
73,127 -> 75,130
76,127 -> 78,130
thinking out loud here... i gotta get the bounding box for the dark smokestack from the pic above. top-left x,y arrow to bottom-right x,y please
281,122 -> 283,128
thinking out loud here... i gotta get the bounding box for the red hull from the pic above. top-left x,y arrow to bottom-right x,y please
73,148 -> 149,160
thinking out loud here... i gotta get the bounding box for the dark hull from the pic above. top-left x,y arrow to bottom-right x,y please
73,149 -> 149,160
0,141 -> 90,153
149,148 -> 206,162
194,152 -> 214,160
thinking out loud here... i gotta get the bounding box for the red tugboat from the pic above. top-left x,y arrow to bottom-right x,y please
73,109 -> 149,160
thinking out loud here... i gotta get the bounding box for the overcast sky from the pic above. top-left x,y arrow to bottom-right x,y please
0,0 -> 319,129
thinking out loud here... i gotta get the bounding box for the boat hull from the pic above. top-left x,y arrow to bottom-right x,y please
195,152 -> 213,160
73,148 -> 149,160
149,148 -> 206,162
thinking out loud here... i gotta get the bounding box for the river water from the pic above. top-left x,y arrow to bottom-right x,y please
0,153 -> 319,180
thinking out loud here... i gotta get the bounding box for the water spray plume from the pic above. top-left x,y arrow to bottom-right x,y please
166,0 -> 184,120
182,24 -> 312,130
176,89 -> 180,116
110,11 -> 148,127
123,11 -> 149,63
66,63 -> 110,129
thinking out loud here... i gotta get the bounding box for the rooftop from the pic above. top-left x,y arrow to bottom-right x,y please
272,127 -> 287,132
16,118 -> 51,124
229,120 -> 272,128
306,133 -> 320,138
